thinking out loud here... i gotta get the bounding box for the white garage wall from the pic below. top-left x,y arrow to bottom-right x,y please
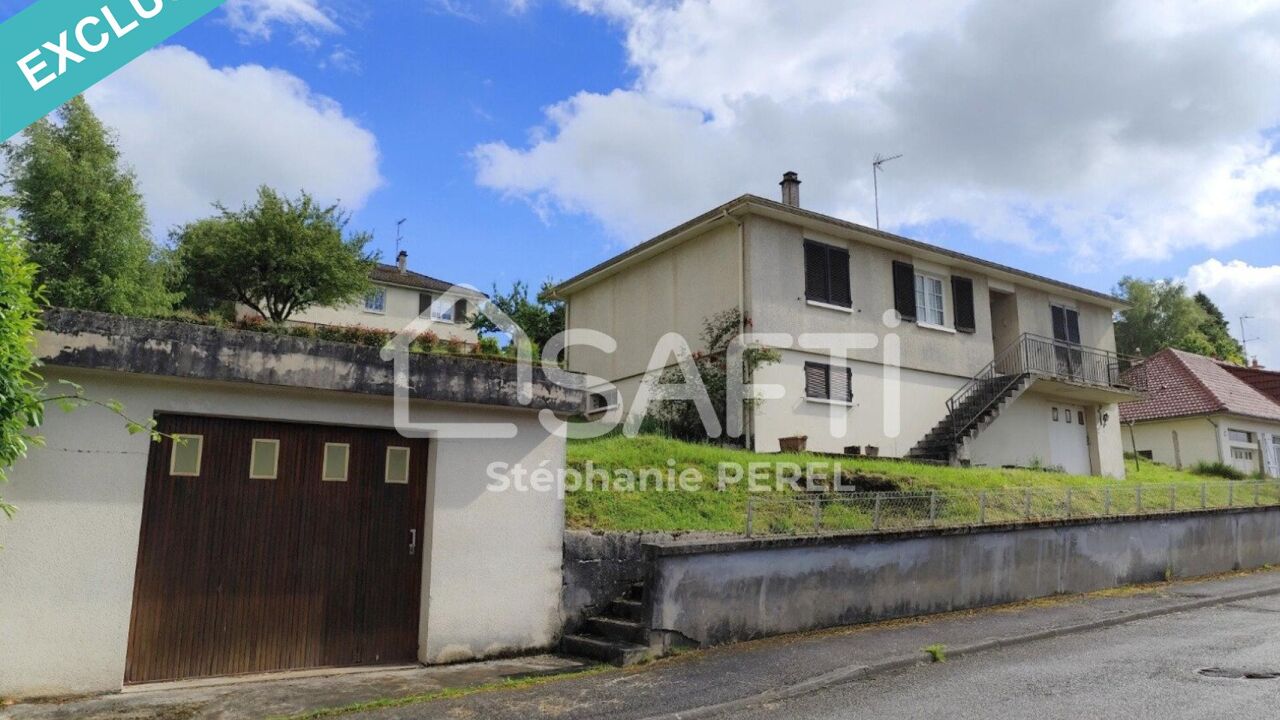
0,367 -> 565,699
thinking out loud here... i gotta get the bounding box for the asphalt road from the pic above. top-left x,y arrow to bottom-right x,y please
723,593 -> 1280,720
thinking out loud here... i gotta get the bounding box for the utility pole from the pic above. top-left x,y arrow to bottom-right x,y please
872,153 -> 903,229
1239,314 -> 1260,363
395,218 -> 407,255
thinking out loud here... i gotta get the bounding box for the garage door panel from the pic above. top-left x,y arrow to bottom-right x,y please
125,415 -> 429,684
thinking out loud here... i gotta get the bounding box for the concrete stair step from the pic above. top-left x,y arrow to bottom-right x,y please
561,633 -> 651,666
586,616 -> 648,644
605,599 -> 643,622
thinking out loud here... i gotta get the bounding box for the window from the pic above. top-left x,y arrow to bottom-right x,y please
1064,408 -> 1072,424
1078,410 -> 1086,426
385,447 -> 411,485
803,240 -> 852,308
1052,408 -> 1060,422
249,439 -> 280,480
1232,448 -> 1255,461
322,443 -> 350,482
915,274 -> 945,326
588,389 -> 619,413
804,362 -> 853,403
170,434 -> 203,477
364,287 -> 386,313
423,294 -> 455,322
1228,429 -> 1256,444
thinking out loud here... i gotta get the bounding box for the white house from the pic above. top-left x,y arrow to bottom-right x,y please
0,309 -> 582,699
1122,348 -> 1280,477
242,251 -> 485,344
555,173 -> 1141,477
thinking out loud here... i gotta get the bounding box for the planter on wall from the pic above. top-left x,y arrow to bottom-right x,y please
779,436 -> 808,453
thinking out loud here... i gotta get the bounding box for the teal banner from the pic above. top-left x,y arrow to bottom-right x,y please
0,0 -> 225,141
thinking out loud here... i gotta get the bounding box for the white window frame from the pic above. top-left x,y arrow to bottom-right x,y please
322,442 -> 350,482
428,295 -> 456,323
385,446 -> 411,485
364,287 -> 387,314
169,434 -> 204,477
914,273 -> 946,327
249,438 -> 280,480
1227,429 -> 1255,445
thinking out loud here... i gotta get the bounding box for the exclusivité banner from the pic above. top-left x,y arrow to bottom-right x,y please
0,0 -> 225,141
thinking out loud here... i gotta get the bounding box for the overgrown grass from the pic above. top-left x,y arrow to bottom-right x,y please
565,435 -> 1237,533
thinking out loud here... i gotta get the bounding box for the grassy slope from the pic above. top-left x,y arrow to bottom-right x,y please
565,434 -> 1217,533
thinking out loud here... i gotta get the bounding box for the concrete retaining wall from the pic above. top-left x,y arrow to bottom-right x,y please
646,508 -> 1280,646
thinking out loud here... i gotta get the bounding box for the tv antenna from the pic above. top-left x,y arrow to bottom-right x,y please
872,153 -> 903,229
395,218 -> 407,255
1239,314 -> 1261,362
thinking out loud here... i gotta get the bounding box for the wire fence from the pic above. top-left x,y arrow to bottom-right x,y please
743,480 -> 1280,538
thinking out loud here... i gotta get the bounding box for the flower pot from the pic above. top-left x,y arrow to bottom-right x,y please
779,436 -> 808,453
863,445 -> 880,457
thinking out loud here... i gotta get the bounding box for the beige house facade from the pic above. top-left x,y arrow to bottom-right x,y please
557,174 -> 1139,477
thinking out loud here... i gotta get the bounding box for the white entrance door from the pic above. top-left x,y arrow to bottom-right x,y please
1049,404 -> 1091,475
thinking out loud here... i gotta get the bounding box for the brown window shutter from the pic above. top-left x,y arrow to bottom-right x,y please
829,247 -> 852,307
892,261 -> 916,321
804,362 -> 829,399
804,242 -> 829,302
952,276 -> 976,333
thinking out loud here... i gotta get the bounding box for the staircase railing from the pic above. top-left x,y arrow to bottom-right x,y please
945,334 -> 1147,449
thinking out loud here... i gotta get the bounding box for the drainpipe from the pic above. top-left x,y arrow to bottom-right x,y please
723,209 -> 751,449
1206,417 -> 1224,463
1127,422 -> 1140,474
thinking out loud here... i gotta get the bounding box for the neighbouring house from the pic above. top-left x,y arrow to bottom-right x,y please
239,250 -> 485,343
555,172 -> 1142,477
1121,348 -> 1280,478
0,309 -> 583,699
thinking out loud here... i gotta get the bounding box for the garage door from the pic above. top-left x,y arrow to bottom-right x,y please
1049,404 -> 1091,476
124,415 -> 429,684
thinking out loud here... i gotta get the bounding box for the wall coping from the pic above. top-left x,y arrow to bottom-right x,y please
37,308 -> 586,413
645,505 -> 1280,558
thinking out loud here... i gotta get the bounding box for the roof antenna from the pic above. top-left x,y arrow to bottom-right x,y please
1239,314 -> 1261,363
872,153 -> 903,230
395,218 -> 407,255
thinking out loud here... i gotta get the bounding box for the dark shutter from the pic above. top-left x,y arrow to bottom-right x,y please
951,276 -> 976,333
829,247 -> 851,307
419,293 -> 432,316
804,242 -> 829,303
1065,308 -> 1081,344
829,366 -> 852,403
892,261 -> 916,322
454,299 -> 468,322
804,362 -> 829,399
1051,305 -> 1067,342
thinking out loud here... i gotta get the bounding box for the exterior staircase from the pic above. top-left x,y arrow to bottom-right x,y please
908,373 -> 1032,462
561,582 -> 653,666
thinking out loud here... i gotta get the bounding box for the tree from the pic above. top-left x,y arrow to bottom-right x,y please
173,187 -> 376,322
471,280 -> 566,350
1114,278 -> 1241,362
1193,292 -> 1246,364
0,223 -> 45,518
2,96 -> 174,315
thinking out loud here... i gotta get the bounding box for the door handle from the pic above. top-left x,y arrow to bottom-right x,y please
409,529 -> 417,556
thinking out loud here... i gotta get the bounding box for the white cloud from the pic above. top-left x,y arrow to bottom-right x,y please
223,0 -> 341,44
1184,259 -> 1280,368
477,0 -> 1280,264
86,46 -> 383,234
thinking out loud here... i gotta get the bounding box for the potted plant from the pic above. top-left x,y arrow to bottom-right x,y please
779,436 -> 808,453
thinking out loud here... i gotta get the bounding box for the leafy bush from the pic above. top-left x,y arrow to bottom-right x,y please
0,227 -> 44,518
1190,461 -> 1247,481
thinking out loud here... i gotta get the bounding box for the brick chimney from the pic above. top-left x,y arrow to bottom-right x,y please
396,250 -> 408,274
780,171 -> 801,207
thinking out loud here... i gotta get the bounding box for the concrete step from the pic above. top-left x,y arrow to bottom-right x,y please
561,633 -> 651,666
586,616 -> 648,644
605,599 -> 644,622
623,582 -> 645,602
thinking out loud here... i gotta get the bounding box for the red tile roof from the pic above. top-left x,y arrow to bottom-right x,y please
1224,365 -> 1280,405
1120,348 -> 1280,423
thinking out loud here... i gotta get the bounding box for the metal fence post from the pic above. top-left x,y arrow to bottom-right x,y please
1136,484 -> 1143,514
1024,488 -> 1032,520
873,493 -> 882,531
1169,485 -> 1176,513
929,491 -> 938,526
1104,486 -> 1112,516
1228,482 -> 1234,507
746,497 -> 754,538
1065,487 -> 1072,519
1255,482 -> 1261,506
813,496 -> 822,535
979,491 -> 987,524
1201,482 -> 1207,510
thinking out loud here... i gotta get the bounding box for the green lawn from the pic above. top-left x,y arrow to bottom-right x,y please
565,435 -> 1256,533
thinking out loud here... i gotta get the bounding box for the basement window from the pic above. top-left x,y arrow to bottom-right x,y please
385,447 -> 411,485
249,439 -> 280,480
323,443 -> 350,482
170,435 -> 203,477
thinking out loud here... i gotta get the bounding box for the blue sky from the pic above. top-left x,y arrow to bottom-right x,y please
2,0 -> 1278,363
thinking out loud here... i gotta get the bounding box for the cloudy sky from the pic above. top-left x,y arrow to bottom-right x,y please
2,0 -> 1278,365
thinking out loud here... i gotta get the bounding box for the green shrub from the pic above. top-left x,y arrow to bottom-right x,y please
477,336 -> 501,356
0,228 -> 44,518
1190,461 -> 1246,481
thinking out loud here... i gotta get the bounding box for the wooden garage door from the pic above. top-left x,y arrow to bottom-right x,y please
124,415 -> 429,684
